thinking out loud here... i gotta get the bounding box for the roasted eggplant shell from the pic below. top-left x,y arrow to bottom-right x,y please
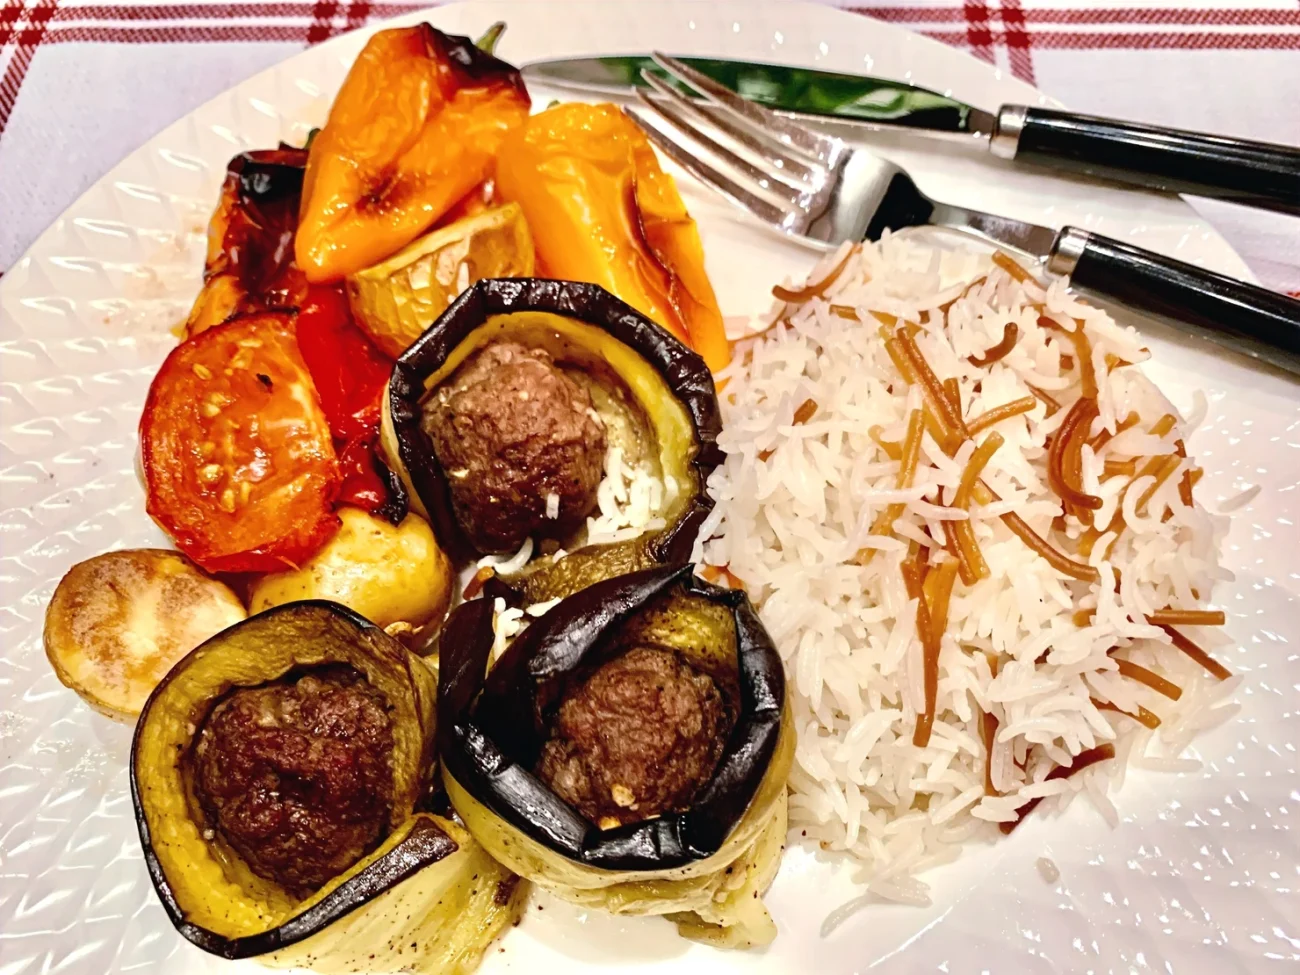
437,563 -> 787,873
130,600 -> 444,959
382,278 -> 723,565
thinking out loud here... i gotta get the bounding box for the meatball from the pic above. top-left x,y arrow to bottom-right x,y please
422,342 -> 606,554
193,666 -> 393,896
536,647 -> 731,828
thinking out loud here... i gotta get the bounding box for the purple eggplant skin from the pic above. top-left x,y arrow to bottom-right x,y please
437,563 -> 785,872
129,600 -> 457,960
386,278 -> 724,564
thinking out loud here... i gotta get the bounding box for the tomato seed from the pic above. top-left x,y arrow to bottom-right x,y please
200,464 -> 222,483
192,364 -> 213,380
218,488 -> 236,513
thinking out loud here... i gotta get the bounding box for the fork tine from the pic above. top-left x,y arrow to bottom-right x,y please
650,52 -> 842,165
624,108 -> 801,233
639,71 -> 821,189
636,89 -> 807,205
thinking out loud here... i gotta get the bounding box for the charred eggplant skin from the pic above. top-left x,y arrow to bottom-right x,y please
386,278 -> 723,563
137,812 -> 457,960
130,600 -> 446,959
437,564 -> 784,871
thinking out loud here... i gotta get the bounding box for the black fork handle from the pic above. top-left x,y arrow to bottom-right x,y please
1048,228 -> 1300,377
994,107 -> 1300,215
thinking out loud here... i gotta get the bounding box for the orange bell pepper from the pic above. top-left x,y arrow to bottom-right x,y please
296,24 -> 530,283
494,103 -> 730,374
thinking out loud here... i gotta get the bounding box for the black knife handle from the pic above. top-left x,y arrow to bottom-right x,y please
1047,228 -> 1300,377
995,106 -> 1300,215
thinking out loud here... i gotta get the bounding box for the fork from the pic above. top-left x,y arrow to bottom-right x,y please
628,54 -> 1300,379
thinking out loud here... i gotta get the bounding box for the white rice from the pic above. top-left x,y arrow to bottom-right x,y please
585,444 -> 667,545
699,234 -> 1237,911
490,597 -> 527,660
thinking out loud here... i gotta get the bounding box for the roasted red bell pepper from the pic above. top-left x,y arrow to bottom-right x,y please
295,283 -> 406,521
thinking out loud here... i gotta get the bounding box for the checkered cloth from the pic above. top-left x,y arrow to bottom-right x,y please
2,1 -> 1298,290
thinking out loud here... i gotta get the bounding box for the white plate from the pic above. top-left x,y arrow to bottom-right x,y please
1,3 -> 1296,973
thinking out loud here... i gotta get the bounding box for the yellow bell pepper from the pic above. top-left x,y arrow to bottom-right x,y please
495,103 -> 731,374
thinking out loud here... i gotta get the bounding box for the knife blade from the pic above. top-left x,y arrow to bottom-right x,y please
522,55 -> 994,137
521,55 -> 1300,214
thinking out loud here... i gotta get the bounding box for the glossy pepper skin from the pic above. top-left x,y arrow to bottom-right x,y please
295,24 -> 531,283
494,103 -> 731,375
295,284 -> 409,525
186,148 -> 309,336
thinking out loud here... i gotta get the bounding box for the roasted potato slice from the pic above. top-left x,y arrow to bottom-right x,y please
249,508 -> 453,630
44,549 -> 246,721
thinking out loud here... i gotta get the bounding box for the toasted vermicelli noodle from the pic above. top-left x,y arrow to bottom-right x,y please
698,234 -> 1237,912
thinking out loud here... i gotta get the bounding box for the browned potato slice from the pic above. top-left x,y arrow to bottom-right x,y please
44,549 -> 246,721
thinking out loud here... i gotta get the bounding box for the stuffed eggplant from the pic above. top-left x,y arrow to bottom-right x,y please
437,564 -> 792,948
381,278 -> 723,596
130,600 -> 525,971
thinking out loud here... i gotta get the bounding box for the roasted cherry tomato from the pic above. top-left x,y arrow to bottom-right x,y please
140,313 -> 340,573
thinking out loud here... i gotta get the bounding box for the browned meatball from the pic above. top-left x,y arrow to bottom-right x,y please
422,342 -> 606,554
536,647 -> 731,828
193,666 -> 393,896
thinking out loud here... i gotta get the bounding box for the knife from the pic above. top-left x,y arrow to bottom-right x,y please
522,55 -> 1300,215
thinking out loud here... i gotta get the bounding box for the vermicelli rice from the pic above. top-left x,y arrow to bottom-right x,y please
698,234 -> 1239,911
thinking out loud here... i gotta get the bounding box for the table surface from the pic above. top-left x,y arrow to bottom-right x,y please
1,0 -> 1298,292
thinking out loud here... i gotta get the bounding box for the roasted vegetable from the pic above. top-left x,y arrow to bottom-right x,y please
495,103 -> 730,374
186,148 -> 309,337
131,600 -> 524,967
348,204 -> 535,358
438,564 -> 792,948
265,814 -> 527,974
141,312 -> 340,574
44,550 -> 246,721
296,283 -> 393,442
249,508 -> 453,630
296,24 -> 530,283
382,278 -> 722,581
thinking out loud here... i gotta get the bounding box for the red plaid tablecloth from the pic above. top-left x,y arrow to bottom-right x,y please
2,1 -> 1298,290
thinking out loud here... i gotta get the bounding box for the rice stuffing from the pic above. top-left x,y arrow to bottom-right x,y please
699,235 -> 1238,908
585,444 -> 668,546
